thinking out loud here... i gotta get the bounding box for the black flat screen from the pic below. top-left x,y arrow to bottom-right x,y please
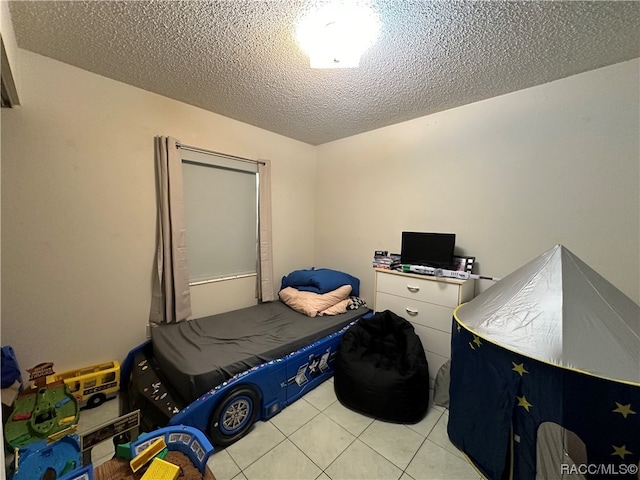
400,232 -> 456,269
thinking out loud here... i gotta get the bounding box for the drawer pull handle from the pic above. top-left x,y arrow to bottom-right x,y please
405,308 -> 419,315
407,285 -> 420,292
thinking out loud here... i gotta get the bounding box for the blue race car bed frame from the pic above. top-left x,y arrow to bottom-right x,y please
120,301 -> 371,448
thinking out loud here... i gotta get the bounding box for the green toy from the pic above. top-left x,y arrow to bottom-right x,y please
4,363 -> 79,449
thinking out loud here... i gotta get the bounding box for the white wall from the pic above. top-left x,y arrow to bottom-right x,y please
315,59 -> 640,306
0,4 -> 21,466
2,49 -> 639,384
1,1 -> 21,104
1,49 -> 317,375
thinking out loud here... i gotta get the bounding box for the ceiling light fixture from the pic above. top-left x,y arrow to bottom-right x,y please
295,2 -> 380,69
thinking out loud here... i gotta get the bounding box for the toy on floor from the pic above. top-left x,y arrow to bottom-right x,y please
130,437 -> 167,473
4,362 -> 80,449
89,424 -> 215,479
125,425 -> 214,474
7,407 -> 213,480
140,457 -> 181,480
47,360 -> 120,409
9,435 -> 82,480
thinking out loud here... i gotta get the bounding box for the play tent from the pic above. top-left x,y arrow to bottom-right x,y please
448,245 -> 639,480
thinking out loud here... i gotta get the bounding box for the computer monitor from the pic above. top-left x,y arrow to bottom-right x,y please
400,232 -> 456,269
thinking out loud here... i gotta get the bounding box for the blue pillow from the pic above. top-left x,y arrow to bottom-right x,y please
281,268 -> 360,297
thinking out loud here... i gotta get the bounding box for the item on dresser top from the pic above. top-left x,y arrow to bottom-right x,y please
401,264 -> 501,281
400,231 -> 456,270
453,255 -> 475,273
372,252 -> 401,270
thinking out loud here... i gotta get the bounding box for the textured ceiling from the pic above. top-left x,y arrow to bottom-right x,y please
8,1 -> 640,145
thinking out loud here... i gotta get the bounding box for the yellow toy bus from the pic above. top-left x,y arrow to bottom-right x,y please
47,361 -> 120,409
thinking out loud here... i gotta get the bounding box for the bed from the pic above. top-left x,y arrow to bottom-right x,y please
121,288 -> 371,447
152,299 -> 368,404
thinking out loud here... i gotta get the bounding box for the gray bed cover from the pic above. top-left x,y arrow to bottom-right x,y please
152,300 -> 368,403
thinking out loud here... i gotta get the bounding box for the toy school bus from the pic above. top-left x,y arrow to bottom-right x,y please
47,361 -> 120,409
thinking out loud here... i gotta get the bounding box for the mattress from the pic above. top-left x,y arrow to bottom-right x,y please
152,300 -> 368,403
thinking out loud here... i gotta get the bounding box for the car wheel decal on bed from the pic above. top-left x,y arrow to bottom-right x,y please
209,386 -> 259,447
220,396 -> 252,434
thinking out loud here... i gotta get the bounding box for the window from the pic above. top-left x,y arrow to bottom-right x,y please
181,149 -> 258,284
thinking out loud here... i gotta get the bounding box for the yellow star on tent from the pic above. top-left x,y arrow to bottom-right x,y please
469,341 -> 475,350
512,362 -> 529,376
472,335 -> 482,348
456,323 -> 461,332
517,395 -> 533,412
611,445 -> 632,459
612,402 -> 636,419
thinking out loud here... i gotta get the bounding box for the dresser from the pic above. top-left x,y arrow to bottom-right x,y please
373,268 -> 475,386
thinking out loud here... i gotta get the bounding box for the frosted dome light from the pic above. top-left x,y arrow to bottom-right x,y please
296,2 -> 381,68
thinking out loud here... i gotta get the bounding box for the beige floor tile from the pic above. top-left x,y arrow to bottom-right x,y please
209,448 -> 241,480
405,439 -> 480,480
325,439 -> 403,480
301,380 -> 338,411
269,398 -> 320,437
406,406 -> 444,438
323,399 -> 374,437
359,420 -> 425,470
226,421 -> 286,470
66,379 -> 480,480
290,413 -> 355,470
242,439 -> 322,480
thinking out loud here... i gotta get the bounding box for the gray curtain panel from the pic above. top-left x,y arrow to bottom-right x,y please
258,159 -> 276,302
149,136 -> 192,324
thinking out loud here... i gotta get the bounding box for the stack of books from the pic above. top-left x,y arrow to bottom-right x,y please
373,251 -> 401,270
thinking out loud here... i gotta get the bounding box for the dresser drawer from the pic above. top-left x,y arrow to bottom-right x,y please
376,271 -> 463,307
412,323 -> 451,359
413,324 -> 451,382
375,292 -> 455,334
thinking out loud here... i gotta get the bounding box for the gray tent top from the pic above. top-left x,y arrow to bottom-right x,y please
455,245 -> 640,384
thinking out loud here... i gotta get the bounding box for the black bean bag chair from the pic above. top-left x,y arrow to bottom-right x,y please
334,310 -> 430,423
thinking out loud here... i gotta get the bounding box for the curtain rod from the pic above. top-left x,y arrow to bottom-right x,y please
176,142 -> 266,166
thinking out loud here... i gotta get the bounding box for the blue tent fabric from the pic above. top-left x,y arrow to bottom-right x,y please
448,321 -> 520,479
449,245 -> 640,480
449,317 -> 640,480
280,268 -> 360,296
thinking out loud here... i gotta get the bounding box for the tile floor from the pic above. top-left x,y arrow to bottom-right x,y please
79,378 -> 482,480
